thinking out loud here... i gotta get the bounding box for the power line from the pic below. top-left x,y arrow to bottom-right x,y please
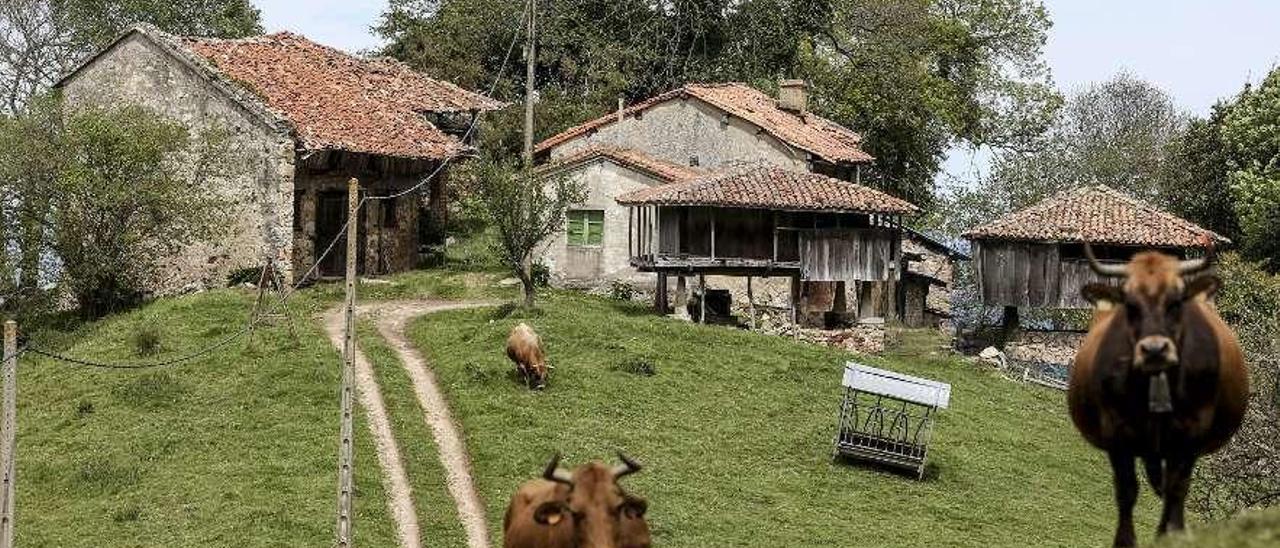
368,0 -> 529,202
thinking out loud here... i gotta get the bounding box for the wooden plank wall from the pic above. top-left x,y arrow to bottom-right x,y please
799,228 -> 899,282
658,206 -> 681,255
975,240 -> 1122,308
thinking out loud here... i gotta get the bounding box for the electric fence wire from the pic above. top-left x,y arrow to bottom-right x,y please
25,200 -> 364,370
368,0 -> 528,202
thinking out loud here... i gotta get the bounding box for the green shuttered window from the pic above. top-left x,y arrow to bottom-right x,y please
566,210 -> 604,246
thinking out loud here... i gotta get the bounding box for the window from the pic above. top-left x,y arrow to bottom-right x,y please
566,210 -> 604,246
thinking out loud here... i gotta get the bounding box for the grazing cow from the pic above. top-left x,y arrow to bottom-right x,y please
504,454 -> 650,548
507,322 -> 548,389
1069,244 -> 1248,547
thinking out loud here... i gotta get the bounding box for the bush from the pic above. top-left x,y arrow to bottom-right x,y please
613,357 -> 657,377
131,322 -> 163,357
1192,253 -> 1280,518
531,262 -> 551,288
608,280 -> 637,301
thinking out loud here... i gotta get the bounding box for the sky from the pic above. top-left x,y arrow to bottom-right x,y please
255,0 -> 1280,182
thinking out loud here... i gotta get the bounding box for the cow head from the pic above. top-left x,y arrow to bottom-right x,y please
537,453 -> 651,548
1080,243 -> 1221,372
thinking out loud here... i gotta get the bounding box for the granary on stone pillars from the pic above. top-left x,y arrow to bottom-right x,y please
55,24 -> 505,292
617,164 -> 918,328
963,185 -> 1227,326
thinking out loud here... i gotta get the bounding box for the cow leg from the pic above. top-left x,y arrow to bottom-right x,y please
1109,451 -> 1139,548
1157,454 -> 1196,536
1142,456 -> 1164,498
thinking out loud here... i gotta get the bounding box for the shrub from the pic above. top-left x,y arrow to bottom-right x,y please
131,322 -> 163,357
614,357 -> 657,377
608,280 -> 637,301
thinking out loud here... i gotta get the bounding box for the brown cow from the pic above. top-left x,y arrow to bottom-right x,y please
1070,244 -> 1248,547
507,322 -> 548,389
503,454 -> 651,548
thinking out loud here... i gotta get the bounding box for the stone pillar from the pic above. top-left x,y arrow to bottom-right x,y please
673,276 -> 689,319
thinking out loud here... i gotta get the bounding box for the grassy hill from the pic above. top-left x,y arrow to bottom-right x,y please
8,270 -> 499,547
406,291 -> 1164,547
1156,507 -> 1280,548
16,270 -> 1245,546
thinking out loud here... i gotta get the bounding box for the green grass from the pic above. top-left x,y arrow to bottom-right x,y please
407,291 -> 1164,547
356,321 -> 469,547
13,289 -> 400,546
1157,507 -> 1280,548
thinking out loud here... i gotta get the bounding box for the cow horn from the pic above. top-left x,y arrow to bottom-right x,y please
1178,241 -> 1216,275
543,453 -> 574,486
1084,242 -> 1128,277
612,452 -> 642,479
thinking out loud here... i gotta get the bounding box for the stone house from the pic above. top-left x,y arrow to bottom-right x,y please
534,80 -> 950,325
533,81 -> 876,283
55,24 -> 503,292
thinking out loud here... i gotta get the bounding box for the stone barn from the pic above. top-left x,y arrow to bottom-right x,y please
55,24 -> 504,292
901,227 -> 968,329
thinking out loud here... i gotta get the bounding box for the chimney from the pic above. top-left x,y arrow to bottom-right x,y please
778,79 -> 809,115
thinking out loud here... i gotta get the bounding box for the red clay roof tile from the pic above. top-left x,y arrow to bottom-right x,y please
616,164 -> 916,214
537,146 -> 704,182
536,83 -> 873,164
963,185 -> 1228,247
181,32 -> 505,160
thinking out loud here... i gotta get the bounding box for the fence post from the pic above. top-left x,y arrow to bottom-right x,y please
1,320 -> 17,548
335,178 -> 359,547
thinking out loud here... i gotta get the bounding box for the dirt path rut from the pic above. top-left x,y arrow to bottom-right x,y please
326,300 -> 495,548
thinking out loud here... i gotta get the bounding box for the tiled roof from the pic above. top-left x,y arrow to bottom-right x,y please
964,185 -> 1228,247
616,164 -> 917,214
179,31 -> 505,159
537,146 -> 703,182
536,83 -> 874,164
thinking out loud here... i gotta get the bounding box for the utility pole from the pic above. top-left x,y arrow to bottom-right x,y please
522,0 -> 537,166
335,178 -> 359,547
0,320 -> 17,548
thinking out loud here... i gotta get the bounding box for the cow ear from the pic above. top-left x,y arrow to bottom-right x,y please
1184,275 -> 1222,300
620,495 -> 647,518
533,501 -> 570,526
1082,283 -> 1124,310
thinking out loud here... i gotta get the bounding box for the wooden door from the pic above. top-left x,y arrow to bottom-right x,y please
315,191 -> 367,277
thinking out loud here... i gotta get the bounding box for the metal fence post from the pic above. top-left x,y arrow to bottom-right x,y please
335,178 -> 359,547
1,320 -> 18,548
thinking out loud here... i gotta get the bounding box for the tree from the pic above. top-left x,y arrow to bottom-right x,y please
1,0 -> 261,114
1161,102 -> 1241,242
377,0 -> 1060,207
948,72 -> 1186,229
1221,67 -> 1280,271
0,94 -> 61,311
462,161 -> 585,308
46,103 -> 230,316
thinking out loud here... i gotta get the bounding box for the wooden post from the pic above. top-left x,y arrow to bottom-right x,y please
747,276 -> 757,330
522,0 -> 537,166
790,275 -> 800,340
710,209 -> 716,260
655,273 -> 668,313
0,320 -> 17,548
335,178 -> 358,547
698,274 -> 707,324
674,276 -> 688,318
628,207 -> 633,259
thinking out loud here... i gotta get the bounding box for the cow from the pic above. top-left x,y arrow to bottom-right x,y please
503,453 -> 651,548
1069,243 -> 1248,547
507,322 -> 549,389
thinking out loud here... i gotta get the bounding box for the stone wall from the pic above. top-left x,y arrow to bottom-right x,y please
548,97 -> 807,172
539,159 -> 664,284
1005,330 -> 1086,366
59,32 -> 295,292
903,234 -> 956,316
291,160 -> 424,276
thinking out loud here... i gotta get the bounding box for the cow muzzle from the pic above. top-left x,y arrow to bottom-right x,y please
1133,336 -> 1178,371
